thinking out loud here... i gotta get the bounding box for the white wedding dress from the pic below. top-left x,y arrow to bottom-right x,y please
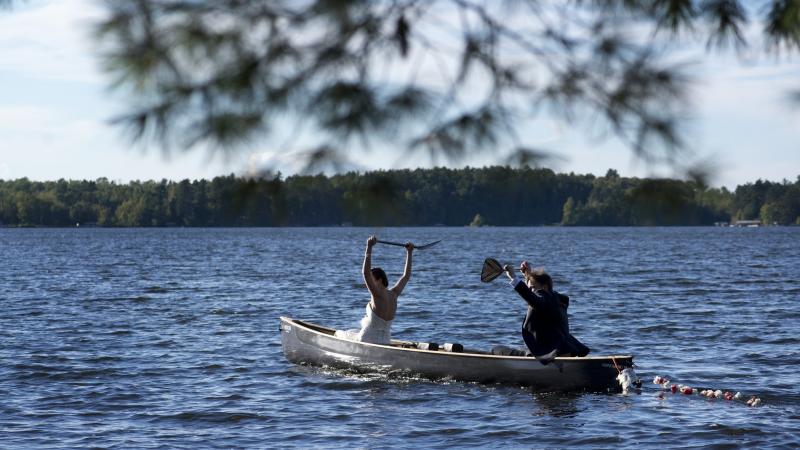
335,304 -> 393,345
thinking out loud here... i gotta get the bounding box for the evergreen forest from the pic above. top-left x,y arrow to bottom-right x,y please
1,167 -> 798,227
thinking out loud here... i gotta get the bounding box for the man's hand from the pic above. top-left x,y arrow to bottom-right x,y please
404,242 -> 414,252
520,260 -> 530,274
367,235 -> 377,248
503,264 -> 516,281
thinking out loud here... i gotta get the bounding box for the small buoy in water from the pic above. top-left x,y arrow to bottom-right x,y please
653,376 -> 664,385
681,386 -> 693,395
714,389 -> 723,398
734,392 -> 743,400
670,384 -> 678,393
746,396 -> 761,407
724,392 -> 734,401
706,390 -> 716,398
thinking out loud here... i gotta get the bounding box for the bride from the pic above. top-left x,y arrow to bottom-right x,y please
335,235 -> 413,344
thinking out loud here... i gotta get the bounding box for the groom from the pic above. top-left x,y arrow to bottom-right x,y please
493,261 -> 590,363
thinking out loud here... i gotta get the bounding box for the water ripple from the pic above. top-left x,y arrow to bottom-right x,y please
1,227 -> 798,449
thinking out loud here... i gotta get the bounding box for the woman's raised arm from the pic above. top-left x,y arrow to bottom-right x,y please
391,242 -> 414,295
363,235 -> 381,295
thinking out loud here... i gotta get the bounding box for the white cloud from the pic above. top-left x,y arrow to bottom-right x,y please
0,0 -> 105,84
0,102 -> 243,181
0,104 -> 109,164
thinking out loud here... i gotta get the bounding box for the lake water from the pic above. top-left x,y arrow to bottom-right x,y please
1,227 -> 799,448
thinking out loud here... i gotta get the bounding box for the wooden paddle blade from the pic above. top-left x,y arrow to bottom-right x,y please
481,257 -> 504,282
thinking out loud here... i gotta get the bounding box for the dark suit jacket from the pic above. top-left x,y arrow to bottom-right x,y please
513,281 -> 590,358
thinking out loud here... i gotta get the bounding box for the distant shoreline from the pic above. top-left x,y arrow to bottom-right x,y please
2,167 -> 798,227
3,224 -> 797,229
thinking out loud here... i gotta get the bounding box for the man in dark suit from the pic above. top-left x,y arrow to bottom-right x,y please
492,261 -> 590,364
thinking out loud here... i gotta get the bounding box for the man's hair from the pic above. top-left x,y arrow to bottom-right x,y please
371,267 -> 388,287
526,268 -> 553,291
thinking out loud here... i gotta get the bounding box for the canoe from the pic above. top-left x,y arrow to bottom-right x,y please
280,317 -> 633,392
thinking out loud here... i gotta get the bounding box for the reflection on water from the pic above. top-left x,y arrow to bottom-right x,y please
530,391 -> 583,418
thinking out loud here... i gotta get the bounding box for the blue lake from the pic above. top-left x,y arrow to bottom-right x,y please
1,227 -> 799,448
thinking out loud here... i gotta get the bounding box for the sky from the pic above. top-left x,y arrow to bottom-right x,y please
1,1 -> 799,189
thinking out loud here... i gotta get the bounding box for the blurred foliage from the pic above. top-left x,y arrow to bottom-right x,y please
1,168 -> 798,227
91,0 -> 800,174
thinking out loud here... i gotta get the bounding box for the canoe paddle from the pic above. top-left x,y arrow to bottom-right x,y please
376,239 -> 442,250
480,257 -> 525,282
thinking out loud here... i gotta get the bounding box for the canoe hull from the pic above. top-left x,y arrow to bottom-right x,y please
280,317 -> 632,391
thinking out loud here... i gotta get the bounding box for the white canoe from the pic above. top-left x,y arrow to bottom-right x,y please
280,317 -> 633,391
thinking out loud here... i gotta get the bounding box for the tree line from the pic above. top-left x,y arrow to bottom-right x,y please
1,167 -> 798,227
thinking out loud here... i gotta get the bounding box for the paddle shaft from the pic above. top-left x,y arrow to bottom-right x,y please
491,267 -> 526,275
376,239 -> 441,250
376,240 -> 407,247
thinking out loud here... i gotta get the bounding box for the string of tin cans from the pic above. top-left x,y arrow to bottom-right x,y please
652,375 -> 762,407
